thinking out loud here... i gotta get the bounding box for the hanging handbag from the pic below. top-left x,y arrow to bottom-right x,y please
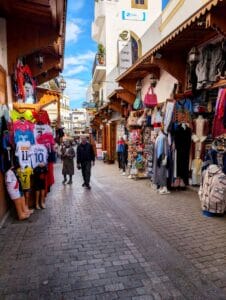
144,87 -> 157,108
133,91 -> 143,110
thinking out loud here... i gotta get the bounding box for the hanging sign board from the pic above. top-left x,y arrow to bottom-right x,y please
118,40 -> 132,75
122,10 -> 146,21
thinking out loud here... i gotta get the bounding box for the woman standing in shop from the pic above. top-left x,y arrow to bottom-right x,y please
61,141 -> 75,184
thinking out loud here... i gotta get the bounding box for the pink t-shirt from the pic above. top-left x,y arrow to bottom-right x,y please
13,120 -> 34,132
36,133 -> 55,151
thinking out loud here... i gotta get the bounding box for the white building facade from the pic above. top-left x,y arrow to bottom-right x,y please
70,109 -> 89,135
91,0 -> 162,108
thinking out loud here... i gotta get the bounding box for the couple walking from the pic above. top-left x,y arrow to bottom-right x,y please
61,136 -> 95,189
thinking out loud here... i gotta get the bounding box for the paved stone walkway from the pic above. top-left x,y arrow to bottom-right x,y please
1,162 -> 226,299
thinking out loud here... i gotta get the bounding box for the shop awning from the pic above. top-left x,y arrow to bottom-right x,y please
1,0 -> 67,81
117,0 -> 226,85
108,89 -> 136,104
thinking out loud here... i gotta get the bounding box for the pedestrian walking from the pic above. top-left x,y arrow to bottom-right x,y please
61,141 -> 75,184
77,135 -> 95,189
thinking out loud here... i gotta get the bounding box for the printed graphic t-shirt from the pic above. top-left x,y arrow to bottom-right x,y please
29,144 -> 48,168
15,141 -> 32,169
17,167 -> 33,190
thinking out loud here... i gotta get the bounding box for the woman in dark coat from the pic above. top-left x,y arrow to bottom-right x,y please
61,141 -> 75,184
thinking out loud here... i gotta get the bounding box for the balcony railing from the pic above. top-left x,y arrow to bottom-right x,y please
92,53 -> 106,76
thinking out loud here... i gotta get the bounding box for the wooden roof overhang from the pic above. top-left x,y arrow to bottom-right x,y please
117,0 -> 226,92
0,0 -> 67,83
108,89 -> 136,104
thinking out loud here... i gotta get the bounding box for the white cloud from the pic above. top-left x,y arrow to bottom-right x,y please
67,1 -> 85,12
64,78 -> 88,106
64,51 -> 96,69
63,65 -> 88,77
66,19 -> 82,43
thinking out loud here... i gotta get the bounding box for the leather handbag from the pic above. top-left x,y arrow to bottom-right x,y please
133,91 -> 143,110
144,87 -> 157,108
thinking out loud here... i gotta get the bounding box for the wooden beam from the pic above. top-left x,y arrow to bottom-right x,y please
26,53 -> 61,77
7,19 -> 58,74
118,79 -> 137,95
36,68 -> 60,85
206,11 -> 226,36
109,103 -> 122,114
117,90 -> 135,105
150,54 -> 187,91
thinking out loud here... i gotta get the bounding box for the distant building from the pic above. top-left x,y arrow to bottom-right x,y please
70,109 -> 89,136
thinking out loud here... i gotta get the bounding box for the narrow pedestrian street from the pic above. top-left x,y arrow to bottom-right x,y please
1,162 -> 226,299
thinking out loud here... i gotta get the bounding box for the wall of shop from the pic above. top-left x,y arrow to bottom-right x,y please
141,70 -> 178,103
104,0 -> 162,77
0,18 -> 8,221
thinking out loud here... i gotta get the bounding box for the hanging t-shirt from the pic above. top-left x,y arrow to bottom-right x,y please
14,130 -> 35,144
32,110 -> 51,125
10,110 -> 35,122
30,144 -> 48,168
34,124 -> 52,140
36,132 -> 55,151
13,120 -> 34,132
17,167 -> 33,190
15,141 -> 32,169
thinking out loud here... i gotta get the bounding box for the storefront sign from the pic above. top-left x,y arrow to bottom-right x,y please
118,40 -> 132,75
122,10 -> 146,21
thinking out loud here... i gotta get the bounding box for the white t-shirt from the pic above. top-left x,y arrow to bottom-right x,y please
15,141 -> 31,169
34,124 -> 52,140
30,144 -> 48,168
5,169 -> 21,200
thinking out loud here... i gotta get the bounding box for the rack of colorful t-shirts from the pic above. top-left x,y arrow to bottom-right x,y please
3,109 -> 56,210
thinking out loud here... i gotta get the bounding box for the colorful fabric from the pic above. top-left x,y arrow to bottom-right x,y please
30,144 -> 48,168
14,130 -> 35,144
36,132 -> 55,151
13,120 -> 34,132
10,110 -> 35,122
17,167 -> 33,190
212,89 -> 226,138
34,124 -> 52,140
32,110 -> 51,125
15,141 -> 32,169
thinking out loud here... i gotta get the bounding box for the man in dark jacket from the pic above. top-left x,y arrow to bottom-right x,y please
77,136 -> 95,189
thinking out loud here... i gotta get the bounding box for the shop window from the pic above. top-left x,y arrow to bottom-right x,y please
131,32 -> 142,63
131,0 -> 148,9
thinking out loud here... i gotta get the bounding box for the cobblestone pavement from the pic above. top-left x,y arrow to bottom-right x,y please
1,162 -> 226,299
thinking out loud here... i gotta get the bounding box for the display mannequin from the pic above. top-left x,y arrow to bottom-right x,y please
153,129 -> 170,194
33,163 -> 48,209
17,165 -> 33,209
192,115 -> 209,159
5,166 -> 33,220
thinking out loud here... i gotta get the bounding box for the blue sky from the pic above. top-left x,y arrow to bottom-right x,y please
63,0 -> 169,109
62,0 -> 96,109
